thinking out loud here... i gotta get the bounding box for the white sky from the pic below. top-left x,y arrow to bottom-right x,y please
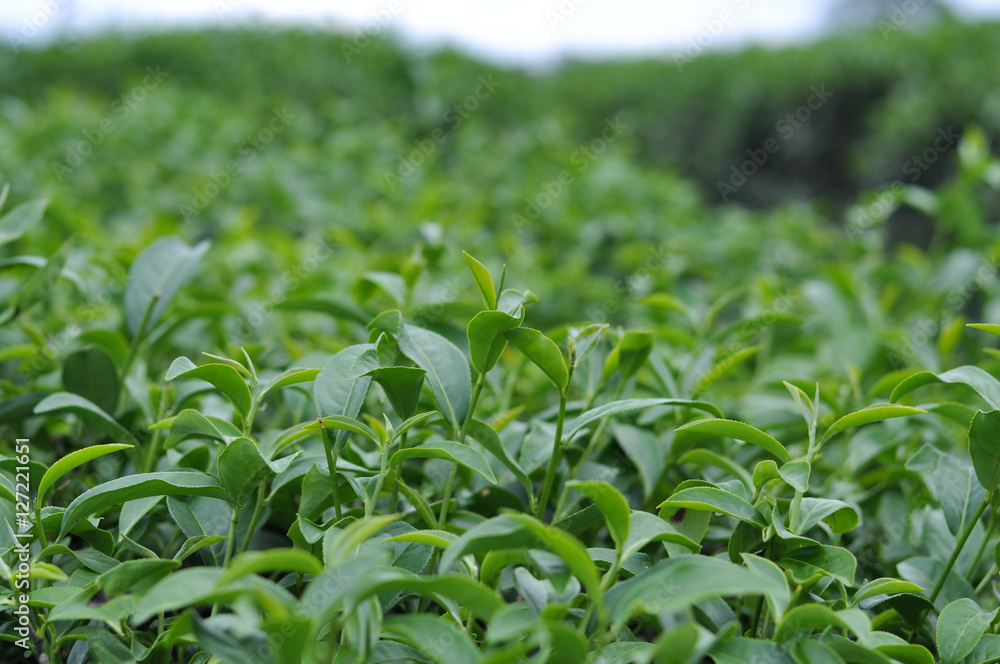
3,0 -> 1000,67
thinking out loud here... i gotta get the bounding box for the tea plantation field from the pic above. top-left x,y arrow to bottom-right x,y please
3,21 -> 1000,664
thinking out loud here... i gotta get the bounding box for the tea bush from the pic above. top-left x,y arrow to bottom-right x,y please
4,21 -> 1000,664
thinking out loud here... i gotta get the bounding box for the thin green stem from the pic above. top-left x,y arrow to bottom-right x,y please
387,431 -> 409,511
930,494 -> 990,604
319,420 -> 342,520
222,504 -> 240,568
144,385 -> 171,473
967,511 -> 998,578
439,371 -> 487,525
536,391 -> 568,521
975,563 -> 998,593
554,380 -> 625,520
239,481 -> 267,554
366,449 -> 390,518
212,503 -> 242,616
910,492 -> 992,643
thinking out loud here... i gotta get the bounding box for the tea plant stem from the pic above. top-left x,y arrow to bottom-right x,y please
909,491 -> 992,642
554,381 -> 625,519
975,563 -> 998,593
439,371 -> 487,525
536,391 -> 568,521
213,503 -> 242,615
967,511 -> 998,577
239,481 -> 267,554
387,431 -> 409,510
223,504 -> 240,568
929,493 -> 990,605
144,385 -> 171,473
319,420 -> 342,520
366,448 -> 390,518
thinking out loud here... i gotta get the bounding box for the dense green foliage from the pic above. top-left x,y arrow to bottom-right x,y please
4,20 -> 1000,664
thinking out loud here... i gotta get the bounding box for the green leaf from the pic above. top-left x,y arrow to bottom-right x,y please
398,324 -> 471,427
567,397 -> 723,440
819,404 -> 925,447
742,553 -> 791,620
165,357 -> 253,418
690,345 -> 761,398
152,409 -> 239,449
468,308 -> 524,374
796,498 -> 861,534
217,437 -> 276,506
37,443 -> 133,504
505,327 -> 568,391
779,460 -> 811,492
386,530 -> 456,549
777,543 -> 856,585
959,634 -> 1000,664
390,441 -> 497,484
611,422 -> 667,501
569,323 -> 608,368
304,416 -> 382,448
463,251 -> 497,310
969,410 -> 1000,491
96,558 -> 180,596
62,347 -> 119,414
173,535 -> 228,562
603,330 -> 654,383
937,598 -> 998,664
382,614 -> 480,664
218,548 -> 323,585
34,392 -> 138,445
466,418 -> 533,500
775,604 -> 854,642
790,635 -> 848,664
258,367 -> 320,400
125,236 -> 210,336
891,366 -> 1000,410
441,514 -> 601,608
59,471 -> 232,538
852,578 -> 924,607
0,197 -> 45,247
679,448 -> 753,490
621,511 -> 700,559
314,344 -> 375,442
968,324 -> 1000,339
676,417 -> 791,463
604,555 -> 773,630
566,480 -> 630,551
658,486 -> 767,528
364,366 -> 426,419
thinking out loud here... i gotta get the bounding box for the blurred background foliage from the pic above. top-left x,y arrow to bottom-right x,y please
2,20 -> 1000,418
